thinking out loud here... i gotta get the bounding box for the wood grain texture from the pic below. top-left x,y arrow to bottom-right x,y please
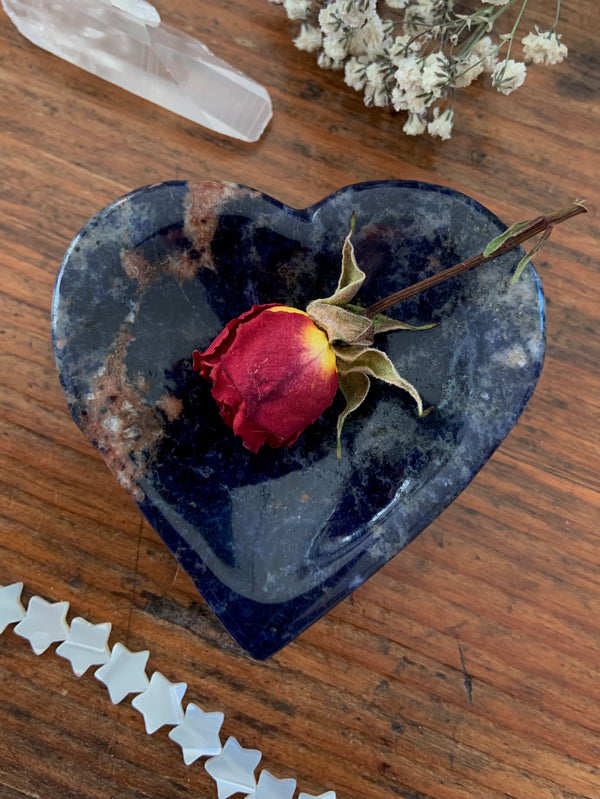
0,2 -> 599,797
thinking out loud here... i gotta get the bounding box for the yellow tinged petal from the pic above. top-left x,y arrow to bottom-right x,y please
266,305 -> 337,375
266,305 -> 307,316
302,318 -> 338,375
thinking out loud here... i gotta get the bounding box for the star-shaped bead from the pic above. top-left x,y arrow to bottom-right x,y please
13,596 -> 70,655
247,770 -> 296,799
95,642 -> 150,704
168,703 -> 224,765
56,617 -> 111,676
0,582 -> 26,634
205,736 -> 262,799
131,671 -> 186,734
298,792 -> 336,799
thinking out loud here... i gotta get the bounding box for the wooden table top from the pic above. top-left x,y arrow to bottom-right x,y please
1,2 -> 598,797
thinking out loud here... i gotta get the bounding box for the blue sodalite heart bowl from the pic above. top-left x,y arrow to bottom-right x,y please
51,180 -> 545,658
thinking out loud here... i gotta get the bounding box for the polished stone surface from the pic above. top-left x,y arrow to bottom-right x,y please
51,180 -> 545,658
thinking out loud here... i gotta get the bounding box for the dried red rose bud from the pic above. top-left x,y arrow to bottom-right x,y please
193,303 -> 338,453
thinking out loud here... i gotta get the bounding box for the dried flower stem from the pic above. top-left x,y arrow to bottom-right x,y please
364,201 -> 587,318
503,0 -> 530,64
552,0 -> 562,32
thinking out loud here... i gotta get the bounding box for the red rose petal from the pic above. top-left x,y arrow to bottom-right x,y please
193,304 -> 338,451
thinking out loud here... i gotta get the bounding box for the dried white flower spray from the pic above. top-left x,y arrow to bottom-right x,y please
270,0 -> 567,138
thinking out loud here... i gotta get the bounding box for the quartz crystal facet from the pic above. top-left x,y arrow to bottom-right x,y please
1,0 -> 272,141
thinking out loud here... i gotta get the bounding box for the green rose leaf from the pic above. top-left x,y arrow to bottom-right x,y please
483,219 -> 532,257
511,224 -> 553,283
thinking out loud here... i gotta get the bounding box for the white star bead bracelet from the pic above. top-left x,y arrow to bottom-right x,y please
0,581 -> 336,799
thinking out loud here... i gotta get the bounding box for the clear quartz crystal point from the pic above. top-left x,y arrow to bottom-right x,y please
1,0 -> 272,141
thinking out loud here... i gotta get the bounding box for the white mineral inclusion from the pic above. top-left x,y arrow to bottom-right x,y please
1,0 -> 272,142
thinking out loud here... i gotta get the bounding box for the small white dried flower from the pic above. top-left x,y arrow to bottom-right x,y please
323,31 -> 350,61
344,56 -> 370,91
421,51 -> 449,95
404,0 -> 440,35
294,22 -> 323,52
385,0 -> 408,8
388,34 -> 421,66
472,35 -> 498,73
492,58 -> 526,95
338,0 -> 377,28
392,53 -> 423,112
318,3 -> 343,35
365,60 -> 390,89
349,16 -> 387,58
453,51 -> 485,88
364,61 -> 394,106
393,54 -> 421,85
522,30 -> 568,65
283,0 -> 312,21
402,113 -> 427,136
482,0 -> 510,5
427,106 -> 454,140
392,73 -> 431,115
364,80 -> 392,107
317,49 -> 345,71
409,93 -> 430,115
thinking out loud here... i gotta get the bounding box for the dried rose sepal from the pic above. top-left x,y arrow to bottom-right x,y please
306,217 -> 430,456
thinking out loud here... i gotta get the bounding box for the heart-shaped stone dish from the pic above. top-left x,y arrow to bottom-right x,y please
51,180 -> 545,658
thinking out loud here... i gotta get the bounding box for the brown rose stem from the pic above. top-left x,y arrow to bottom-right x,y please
364,201 -> 587,318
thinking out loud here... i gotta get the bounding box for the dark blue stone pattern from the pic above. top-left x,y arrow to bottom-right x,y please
51,180 -> 545,659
